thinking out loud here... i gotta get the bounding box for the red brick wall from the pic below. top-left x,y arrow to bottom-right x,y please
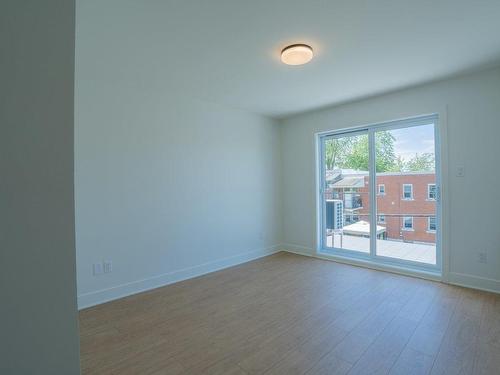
356,173 -> 436,243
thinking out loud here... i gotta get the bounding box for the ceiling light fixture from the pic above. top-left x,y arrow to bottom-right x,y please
280,44 -> 313,65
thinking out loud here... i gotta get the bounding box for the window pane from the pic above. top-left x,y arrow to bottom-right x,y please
323,132 -> 371,254
375,123 -> 437,265
403,185 -> 412,198
428,184 -> 436,199
404,217 -> 413,228
429,216 -> 436,231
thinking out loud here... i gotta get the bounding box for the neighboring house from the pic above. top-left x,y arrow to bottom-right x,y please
326,170 -> 436,244
326,169 -> 368,225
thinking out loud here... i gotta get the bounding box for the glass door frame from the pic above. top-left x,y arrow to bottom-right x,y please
319,129 -> 373,260
317,114 -> 442,274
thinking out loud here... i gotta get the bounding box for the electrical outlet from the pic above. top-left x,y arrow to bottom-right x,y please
478,252 -> 488,264
103,261 -> 113,273
93,263 -> 103,276
456,166 -> 465,177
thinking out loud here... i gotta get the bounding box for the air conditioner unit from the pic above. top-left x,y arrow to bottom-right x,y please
326,199 -> 343,230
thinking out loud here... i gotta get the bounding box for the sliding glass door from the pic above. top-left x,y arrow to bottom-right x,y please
319,115 -> 441,272
322,130 -> 371,255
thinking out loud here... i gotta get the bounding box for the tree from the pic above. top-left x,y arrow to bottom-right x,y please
325,132 -> 436,174
342,135 -> 369,171
389,156 -> 406,173
325,131 -> 396,172
405,152 -> 435,172
324,136 -> 354,170
374,131 -> 397,172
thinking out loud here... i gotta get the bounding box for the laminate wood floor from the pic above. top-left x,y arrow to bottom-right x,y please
79,252 -> 500,374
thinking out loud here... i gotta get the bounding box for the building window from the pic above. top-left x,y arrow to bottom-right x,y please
378,214 -> 386,224
428,184 -> 437,200
428,216 -> 437,232
403,216 -> 413,230
402,184 -> 413,200
378,184 -> 385,195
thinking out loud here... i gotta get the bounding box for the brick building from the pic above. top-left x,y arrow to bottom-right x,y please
327,170 -> 436,244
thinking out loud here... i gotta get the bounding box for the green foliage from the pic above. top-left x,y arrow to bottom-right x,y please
325,131 -> 396,172
405,153 -> 435,172
390,155 -> 406,173
374,131 -> 397,173
325,132 -> 434,173
324,136 -> 354,170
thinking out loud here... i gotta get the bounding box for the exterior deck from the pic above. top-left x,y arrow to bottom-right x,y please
326,233 -> 436,265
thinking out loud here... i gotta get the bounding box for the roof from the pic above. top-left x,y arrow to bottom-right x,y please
376,171 -> 435,176
335,169 -> 369,176
326,169 -> 368,182
331,176 -> 365,188
342,221 -> 386,236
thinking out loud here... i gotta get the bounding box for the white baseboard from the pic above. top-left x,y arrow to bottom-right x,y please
78,245 -> 281,310
280,244 -> 500,294
447,272 -> 500,294
78,244 -> 499,310
279,243 -> 314,257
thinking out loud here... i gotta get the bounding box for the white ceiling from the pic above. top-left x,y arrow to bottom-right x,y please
77,0 -> 500,118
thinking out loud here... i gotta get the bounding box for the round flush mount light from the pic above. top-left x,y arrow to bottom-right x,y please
280,44 -> 313,65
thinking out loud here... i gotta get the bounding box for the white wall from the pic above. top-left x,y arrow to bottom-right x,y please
0,0 -> 81,373
75,83 -> 282,308
280,66 -> 500,293
75,0 -> 282,309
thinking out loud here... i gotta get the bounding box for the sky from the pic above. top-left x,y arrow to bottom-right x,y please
389,123 -> 435,161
